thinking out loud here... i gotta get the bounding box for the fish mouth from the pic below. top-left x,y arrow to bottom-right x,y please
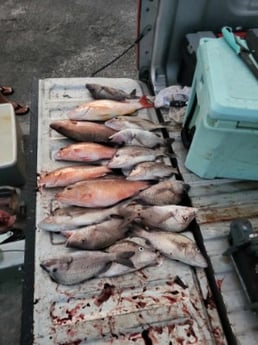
40,262 -> 50,273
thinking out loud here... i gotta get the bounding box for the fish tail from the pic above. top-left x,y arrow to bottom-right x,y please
115,251 -> 135,268
165,137 -> 175,145
131,225 -> 148,238
157,147 -> 177,159
183,183 -> 191,193
139,96 -> 154,108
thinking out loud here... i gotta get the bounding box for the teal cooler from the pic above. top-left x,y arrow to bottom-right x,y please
183,37 -> 258,180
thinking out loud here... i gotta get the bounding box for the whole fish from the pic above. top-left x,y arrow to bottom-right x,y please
109,128 -> 174,148
40,250 -> 135,285
38,165 -> 111,188
105,116 -> 174,131
133,227 -> 207,268
136,180 -> 190,205
38,202 -> 126,232
107,145 -> 173,169
54,142 -> 117,162
119,204 -> 198,232
63,217 -> 131,250
50,120 -> 116,143
126,162 -> 178,180
99,239 -> 161,278
55,178 -> 150,208
85,83 -> 138,101
67,96 -> 153,121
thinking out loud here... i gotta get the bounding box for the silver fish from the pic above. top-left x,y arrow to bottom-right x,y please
126,162 -> 178,180
63,217 -> 131,250
119,204 -> 198,232
136,180 -> 190,205
38,202 -> 126,232
99,239 -> 161,277
105,116 -> 174,131
107,145 -> 173,169
40,250 -> 135,285
133,227 -> 207,268
85,83 -> 138,101
109,128 -> 174,148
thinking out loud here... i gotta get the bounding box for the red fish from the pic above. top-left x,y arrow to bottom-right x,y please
54,142 -> 117,162
55,178 -> 150,207
67,96 -> 153,121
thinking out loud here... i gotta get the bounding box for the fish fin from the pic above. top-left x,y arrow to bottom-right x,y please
97,261 -> 113,275
183,183 -> 191,193
139,96 -> 154,108
116,251 -> 135,268
129,89 -> 137,98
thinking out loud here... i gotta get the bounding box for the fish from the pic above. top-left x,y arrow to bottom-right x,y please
119,204 -> 198,232
54,142 -> 117,162
38,202 -> 127,232
67,96 -> 153,121
107,145 -> 173,169
133,227 -> 207,268
109,128 -> 174,148
38,165 -> 111,188
63,217 -> 131,250
55,178 -> 151,208
50,120 -> 116,143
136,180 -> 190,205
99,239 -> 162,278
126,162 -> 178,180
85,83 -> 138,101
105,116 -> 174,131
40,250 -> 135,285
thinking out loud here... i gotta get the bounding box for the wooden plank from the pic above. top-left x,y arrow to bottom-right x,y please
192,189 -> 258,209
196,203 -> 258,224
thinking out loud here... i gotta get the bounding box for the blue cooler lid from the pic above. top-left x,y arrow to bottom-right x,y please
198,37 -> 258,122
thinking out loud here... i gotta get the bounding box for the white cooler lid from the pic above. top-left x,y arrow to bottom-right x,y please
0,103 -> 17,168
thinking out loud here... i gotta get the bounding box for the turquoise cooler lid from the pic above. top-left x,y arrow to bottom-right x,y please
198,37 -> 258,122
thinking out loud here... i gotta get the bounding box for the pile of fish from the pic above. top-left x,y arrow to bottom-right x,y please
38,83 -> 207,286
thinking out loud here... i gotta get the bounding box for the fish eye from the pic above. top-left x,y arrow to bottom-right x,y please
52,268 -> 58,273
115,153 -> 120,157
138,247 -> 144,251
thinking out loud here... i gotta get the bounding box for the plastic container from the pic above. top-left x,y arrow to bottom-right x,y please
0,103 -> 26,186
183,37 -> 258,180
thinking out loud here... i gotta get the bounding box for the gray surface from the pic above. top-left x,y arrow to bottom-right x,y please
0,0 -> 137,135
0,2 -> 136,344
